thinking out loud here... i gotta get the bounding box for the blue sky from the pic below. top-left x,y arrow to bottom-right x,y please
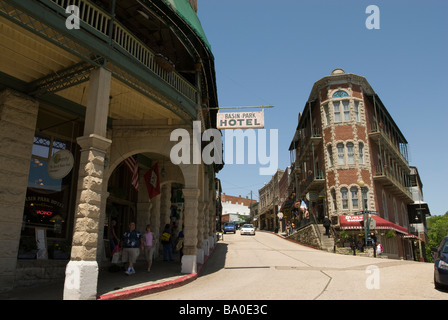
197,0 -> 448,216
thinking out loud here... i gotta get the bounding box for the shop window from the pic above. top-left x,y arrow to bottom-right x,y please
22,133 -> 75,240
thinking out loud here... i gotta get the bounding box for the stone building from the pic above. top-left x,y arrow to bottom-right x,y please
220,193 -> 256,224
0,0 -> 222,299
288,69 -> 423,260
257,169 -> 284,231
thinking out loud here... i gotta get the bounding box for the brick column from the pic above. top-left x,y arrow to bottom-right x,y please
0,90 -> 38,293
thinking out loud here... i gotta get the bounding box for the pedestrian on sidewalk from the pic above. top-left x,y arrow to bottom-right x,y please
176,225 -> 184,261
376,242 -> 383,256
161,223 -> 174,261
143,225 -> 154,272
323,217 -> 331,237
122,222 -> 142,275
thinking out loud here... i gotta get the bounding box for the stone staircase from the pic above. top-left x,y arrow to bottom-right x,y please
316,225 -> 334,252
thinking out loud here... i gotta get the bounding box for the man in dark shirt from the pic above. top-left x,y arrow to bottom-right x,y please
122,222 -> 143,275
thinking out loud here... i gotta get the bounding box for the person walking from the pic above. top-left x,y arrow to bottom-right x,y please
121,222 -> 142,275
143,225 -> 154,272
161,223 -> 174,261
323,217 -> 331,237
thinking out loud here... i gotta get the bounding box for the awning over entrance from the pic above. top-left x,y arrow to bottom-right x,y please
339,215 -> 409,234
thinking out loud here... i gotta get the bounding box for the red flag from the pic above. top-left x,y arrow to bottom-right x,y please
125,156 -> 139,191
144,163 -> 160,199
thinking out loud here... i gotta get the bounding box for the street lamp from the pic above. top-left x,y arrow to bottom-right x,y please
357,180 -> 369,251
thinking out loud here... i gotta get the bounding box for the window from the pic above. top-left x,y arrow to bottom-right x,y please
333,101 -> 341,123
354,101 -> 360,122
327,145 -> 334,167
350,186 -> 359,209
362,187 -> 369,210
332,90 -> 349,98
343,101 -> 350,121
347,142 -> 355,164
324,104 -> 330,125
331,189 -> 337,211
359,142 -> 364,164
341,187 -> 348,209
337,143 -> 345,165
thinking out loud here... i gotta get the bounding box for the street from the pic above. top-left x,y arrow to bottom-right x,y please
134,231 -> 447,300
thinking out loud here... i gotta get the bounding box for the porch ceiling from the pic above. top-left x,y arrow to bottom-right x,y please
0,15 -> 182,121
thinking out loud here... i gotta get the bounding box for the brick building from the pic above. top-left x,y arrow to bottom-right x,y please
288,69 -> 423,260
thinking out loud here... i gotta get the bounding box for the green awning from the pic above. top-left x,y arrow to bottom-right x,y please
162,0 -> 212,54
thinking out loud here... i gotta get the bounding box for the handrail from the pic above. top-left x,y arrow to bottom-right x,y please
47,0 -> 198,103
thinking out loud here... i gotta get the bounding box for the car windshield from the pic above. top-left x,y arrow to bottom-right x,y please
442,239 -> 448,253
224,223 -> 234,227
242,224 -> 254,228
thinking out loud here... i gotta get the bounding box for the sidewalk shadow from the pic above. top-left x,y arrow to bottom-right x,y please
199,243 -> 227,277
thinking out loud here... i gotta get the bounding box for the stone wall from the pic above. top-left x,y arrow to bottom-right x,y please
287,224 -> 321,249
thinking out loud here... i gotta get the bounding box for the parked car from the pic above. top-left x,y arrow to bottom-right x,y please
431,235 -> 448,289
240,224 -> 255,236
223,222 -> 236,234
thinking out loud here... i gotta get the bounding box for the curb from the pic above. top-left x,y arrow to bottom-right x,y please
97,248 -> 214,300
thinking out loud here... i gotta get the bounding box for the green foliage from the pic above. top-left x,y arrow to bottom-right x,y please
425,211 -> 448,261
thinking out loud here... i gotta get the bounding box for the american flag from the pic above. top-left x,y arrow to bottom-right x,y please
125,156 -> 139,191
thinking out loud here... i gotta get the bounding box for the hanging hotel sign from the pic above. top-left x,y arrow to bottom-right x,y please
48,149 -> 74,179
217,110 -> 264,129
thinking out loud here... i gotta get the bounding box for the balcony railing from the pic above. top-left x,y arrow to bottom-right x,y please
47,0 -> 198,103
299,169 -> 325,195
373,165 -> 413,201
369,121 -> 409,165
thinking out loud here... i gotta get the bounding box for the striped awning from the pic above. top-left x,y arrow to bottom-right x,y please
339,215 -> 409,234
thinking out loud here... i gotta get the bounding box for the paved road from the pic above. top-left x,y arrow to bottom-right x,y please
134,231 -> 448,300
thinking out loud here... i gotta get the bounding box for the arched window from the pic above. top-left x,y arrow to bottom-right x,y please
341,187 -> 348,210
337,143 -> 345,165
327,145 -> 334,167
347,142 -> 355,164
359,142 -> 364,164
350,186 -> 359,209
331,188 -> 337,211
332,90 -> 349,98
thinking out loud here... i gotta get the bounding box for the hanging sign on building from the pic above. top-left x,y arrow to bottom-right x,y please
48,149 -> 74,179
217,110 -> 264,129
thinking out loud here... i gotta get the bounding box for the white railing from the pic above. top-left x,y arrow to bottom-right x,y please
47,0 -> 198,103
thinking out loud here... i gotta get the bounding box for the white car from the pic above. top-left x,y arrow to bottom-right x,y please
240,224 -> 255,235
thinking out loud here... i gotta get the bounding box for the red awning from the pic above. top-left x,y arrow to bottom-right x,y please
339,215 -> 408,234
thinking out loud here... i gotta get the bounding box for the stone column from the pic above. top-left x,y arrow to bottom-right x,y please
63,67 -> 111,300
196,201 -> 206,263
0,90 -> 38,293
181,188 -> 200,273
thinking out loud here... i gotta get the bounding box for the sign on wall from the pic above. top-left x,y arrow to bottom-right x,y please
217,110 -> 264,129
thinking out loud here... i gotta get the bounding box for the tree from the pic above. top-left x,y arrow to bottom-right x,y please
425,211 -> 448,261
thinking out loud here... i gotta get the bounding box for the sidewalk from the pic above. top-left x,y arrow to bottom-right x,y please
0,249 -> 214,300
